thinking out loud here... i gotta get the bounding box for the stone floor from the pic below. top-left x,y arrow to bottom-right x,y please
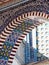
27,60 -> 49,65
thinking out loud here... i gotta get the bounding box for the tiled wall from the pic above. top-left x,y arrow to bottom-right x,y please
37,22 -> 49,61
24,21 -> 49,64
0,0 -> 49,33
0,19 -> 36,65
0,18 -> 49,65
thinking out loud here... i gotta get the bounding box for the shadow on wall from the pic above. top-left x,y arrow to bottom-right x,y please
14,43 -> 49,65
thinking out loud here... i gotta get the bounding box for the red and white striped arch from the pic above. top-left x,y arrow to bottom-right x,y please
0,11 -> 49,65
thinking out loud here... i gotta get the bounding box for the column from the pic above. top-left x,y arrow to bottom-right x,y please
32,27 -> 37,62
24,33 -> 30,64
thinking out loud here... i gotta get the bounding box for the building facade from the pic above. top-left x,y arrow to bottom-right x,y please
0,0 -> 49,65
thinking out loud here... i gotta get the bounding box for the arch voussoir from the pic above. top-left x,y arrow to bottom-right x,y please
0,11 -> 49,65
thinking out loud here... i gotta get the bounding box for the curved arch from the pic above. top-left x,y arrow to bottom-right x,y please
0,11 -> 49,65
